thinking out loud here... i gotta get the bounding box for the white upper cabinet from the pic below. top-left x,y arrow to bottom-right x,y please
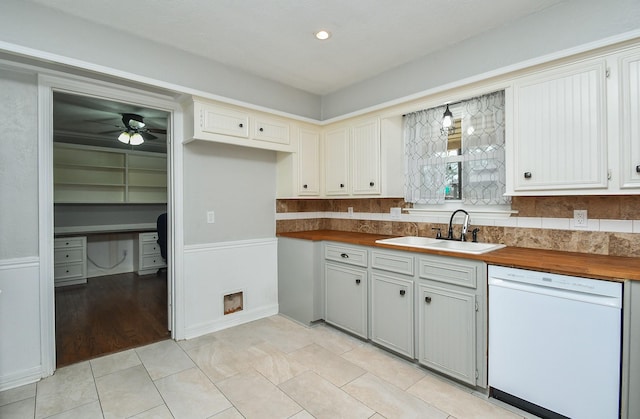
297,127 -> 321,195
185,97 -> 294,152
324,118 -> 381,196
199,103 -> 249,138
351,118 -> 381,195
620,49 -> 640,189
324,126 -> 351,195
508,43 -> 640,196
253,116 -> 290,146
510,58 -> 609,193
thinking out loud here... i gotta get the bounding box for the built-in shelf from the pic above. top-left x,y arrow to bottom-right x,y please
54,142 -> 167,204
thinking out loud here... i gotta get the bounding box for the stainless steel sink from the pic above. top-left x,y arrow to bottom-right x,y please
375,236 -> 505,254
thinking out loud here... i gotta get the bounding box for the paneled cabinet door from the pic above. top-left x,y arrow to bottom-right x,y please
370,272 -> 413,357
324,127 -> 350,195
297,128 -> 320,195
418,283 -> 477,385
620,50 -> 640,188
511,59 -> 608,192
325,262 -> 368,338
199,103 -> 250,138
351,118 -> 381,195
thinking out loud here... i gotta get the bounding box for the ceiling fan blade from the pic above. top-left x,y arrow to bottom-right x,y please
146,128 -> 167,134
98,129 -> 124,135
141,131 -> 158,141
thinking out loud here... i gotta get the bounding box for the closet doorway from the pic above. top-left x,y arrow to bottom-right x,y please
51,92 -> 172,367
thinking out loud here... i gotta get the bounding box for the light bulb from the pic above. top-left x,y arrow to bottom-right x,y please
129,133 -> 144,145
118,132 -> 130,144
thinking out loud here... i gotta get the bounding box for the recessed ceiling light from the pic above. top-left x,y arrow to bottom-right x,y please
315,30 -> 331,40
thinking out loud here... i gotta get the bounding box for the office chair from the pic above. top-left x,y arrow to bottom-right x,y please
156,213 -> 168,274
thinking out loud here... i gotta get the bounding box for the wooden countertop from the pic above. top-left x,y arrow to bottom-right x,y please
277,230 -> 640,282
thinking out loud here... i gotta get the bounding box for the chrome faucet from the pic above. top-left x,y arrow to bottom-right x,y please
447,209 -> 470,241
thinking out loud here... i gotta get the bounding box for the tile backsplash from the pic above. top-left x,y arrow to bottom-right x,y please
276,196 -> 640,258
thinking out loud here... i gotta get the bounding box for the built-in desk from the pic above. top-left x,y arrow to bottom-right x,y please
54,223 -> 165,280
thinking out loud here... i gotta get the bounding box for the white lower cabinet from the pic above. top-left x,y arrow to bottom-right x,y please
324,243 -> 368,338
134,232 -> 166,275
417,255 -> 486,387
370,272 -> 414,357
54,236 -> 87,287
418,283 -> 476,385
278,237 -> 323,325
325,263 -> 368,339
312,241 -> 486,388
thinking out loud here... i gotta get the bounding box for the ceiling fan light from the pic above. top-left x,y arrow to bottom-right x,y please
129,133 -> 144,145
118,131 -> 131,144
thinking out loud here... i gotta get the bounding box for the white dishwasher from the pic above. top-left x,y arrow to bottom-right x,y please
488,265 -> 622,419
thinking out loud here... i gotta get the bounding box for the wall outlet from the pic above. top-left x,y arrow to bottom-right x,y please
347,207 -> 354,218
207,211 -> 215,223
573,209 -> 588,228
390,207 -> 402,219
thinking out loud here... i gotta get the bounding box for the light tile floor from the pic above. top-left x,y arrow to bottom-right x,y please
0,315 -> 537,418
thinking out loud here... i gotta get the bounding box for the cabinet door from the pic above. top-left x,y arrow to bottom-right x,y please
325,262 -> 367,338
351,118 -> 381,195
418,283 -> 477,385
370,272 -> 413,357
511,59 -> 608,192
297,128 -> 320,195
199,103 -> 249,138
324,127 -> 350,195
253,116 -> 290,145
620,50 -> 640,189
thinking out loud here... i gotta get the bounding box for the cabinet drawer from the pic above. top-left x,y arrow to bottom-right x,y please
54,248 -> 84,264
371,250 -> 414,276
142,242 -> 161,255
54,237 -> 84,248
54,263 -> 84,279
140,232 -> 158,242
325,244 -> 368,267
141,255 -> 165,269
419,257 -> 478,289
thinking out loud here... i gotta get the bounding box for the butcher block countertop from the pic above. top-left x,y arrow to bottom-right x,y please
277,230 -> 640,282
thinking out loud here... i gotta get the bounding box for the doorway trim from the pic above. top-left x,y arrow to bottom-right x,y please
38,73 -> 184,375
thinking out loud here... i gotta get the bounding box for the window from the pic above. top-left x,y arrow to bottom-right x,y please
403,90 -> 509,207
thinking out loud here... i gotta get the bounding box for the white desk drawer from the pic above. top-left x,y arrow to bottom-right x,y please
54,263 -> 84,279
54,237 -> 85,249
140,255 -> 165,269
142,242 -> 161,256
140,232 -> 159,242
54,248 -> 84,264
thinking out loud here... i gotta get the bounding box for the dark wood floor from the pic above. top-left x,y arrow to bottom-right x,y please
55,271 -> 170,367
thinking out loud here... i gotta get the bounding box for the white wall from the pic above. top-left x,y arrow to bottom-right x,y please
181,141 -> 278,338
0,68 -> 43,390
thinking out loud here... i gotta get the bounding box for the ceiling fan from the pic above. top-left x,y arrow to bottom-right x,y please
116,113 -> 166,145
